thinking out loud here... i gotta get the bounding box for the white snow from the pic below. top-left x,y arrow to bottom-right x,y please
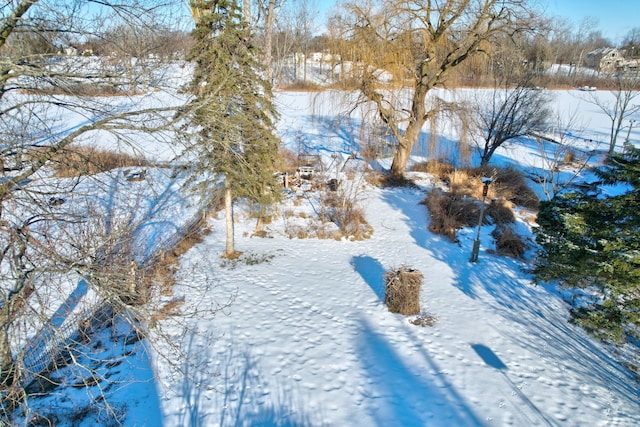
151,90 -> 640,426
10,85 -> 640,426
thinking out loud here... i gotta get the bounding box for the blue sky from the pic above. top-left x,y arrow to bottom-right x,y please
546,0 -> 640,42
315,0 -> 639,44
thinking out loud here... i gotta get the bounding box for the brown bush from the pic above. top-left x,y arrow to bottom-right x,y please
277,81 -> 324,91
423,188 -> 481,241
49,145 -> 149,177
446,169 -> 479,198
491,225 -> 527,258
384,267 -> 423,315
486,199 -> 515,225
410,159 -> 456,178
469,166 -> 539,209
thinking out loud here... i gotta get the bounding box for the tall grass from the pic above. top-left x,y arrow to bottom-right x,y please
49,145 -> 149,177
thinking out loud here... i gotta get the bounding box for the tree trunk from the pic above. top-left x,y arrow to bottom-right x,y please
224,178 -> 235,257
263,0 -> 276,86
390,139 -> 412,180
243,0 -> 251,25
389,93 -> 427,179
1,316 -> 15,387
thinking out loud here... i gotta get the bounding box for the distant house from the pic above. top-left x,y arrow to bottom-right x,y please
584,48 -> 625,73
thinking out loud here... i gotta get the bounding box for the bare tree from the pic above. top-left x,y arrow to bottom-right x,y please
531,108 -> 594,200
580,73 -> 640,156
0,0 -> 202,422
256,0 -> 287,86
472,75 -> 551,166
621,27 -> 640,57
329,0 -> 537,179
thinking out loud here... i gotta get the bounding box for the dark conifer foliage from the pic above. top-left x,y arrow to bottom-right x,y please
183,0 -> 281,240
535,147 -> 640,342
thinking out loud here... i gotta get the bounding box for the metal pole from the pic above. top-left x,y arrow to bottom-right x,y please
470,179 -> 491,263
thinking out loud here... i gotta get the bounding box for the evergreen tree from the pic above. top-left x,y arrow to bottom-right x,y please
535,147 -> 640,342
184,0 -> 281,256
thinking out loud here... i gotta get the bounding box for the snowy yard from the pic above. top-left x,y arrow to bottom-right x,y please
12,88 -> 640,426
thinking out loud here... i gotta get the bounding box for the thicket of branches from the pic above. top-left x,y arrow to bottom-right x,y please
0,0 -> 214,424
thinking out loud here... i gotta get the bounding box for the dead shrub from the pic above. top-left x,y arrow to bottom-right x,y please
410,312 -> 438,327
485,199 -> 515,225
410,159 -> 456,178
49,145 -> 149,177
323,182 -> 373,240
491,225 -> 527,258
469,166 -> 539,209
384,266 -> 423,315
423,188 -> 481,241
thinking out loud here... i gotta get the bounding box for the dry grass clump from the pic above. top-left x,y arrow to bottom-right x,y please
423,166 -> 536,242
364,171 -> 387,186
384,266 -> 423,315
285,222 -> 343,240
50,145 -> 149,177
410,311 -> 438,327
410,159 -> 456,178
422,188 -> 481,241
470,166 -> 539,209
491,225 -> 527,258
485,199 -> 515,225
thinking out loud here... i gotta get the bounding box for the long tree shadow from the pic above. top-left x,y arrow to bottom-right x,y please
356,315 -> 484,426
174,336 -> 315,427
219,348 -> 315,427
351,255 -> 386,301
379,180 -> 640,421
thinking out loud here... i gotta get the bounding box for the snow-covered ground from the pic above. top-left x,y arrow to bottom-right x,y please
152,90 -> 640,426
157,179 -> 639,426
10,86 -> 640,426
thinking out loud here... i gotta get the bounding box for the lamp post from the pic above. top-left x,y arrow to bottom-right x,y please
470,177 -> 492,263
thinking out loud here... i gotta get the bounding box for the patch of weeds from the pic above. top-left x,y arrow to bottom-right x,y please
410,312 -> 438,327
491,225 -> 527,258
220,250 -> 277,269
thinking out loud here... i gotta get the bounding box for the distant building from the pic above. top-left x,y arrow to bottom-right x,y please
584,48 -> 624,73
